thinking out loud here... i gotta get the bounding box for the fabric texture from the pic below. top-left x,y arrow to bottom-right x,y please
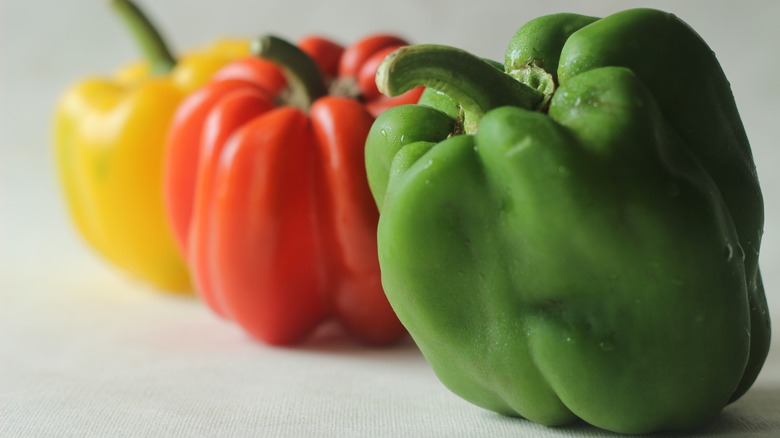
2,270 -> 779,437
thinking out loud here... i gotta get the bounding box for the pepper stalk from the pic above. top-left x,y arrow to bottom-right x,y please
375,44 -> 551,134
251,35 -> 328,110
110,0 -> 176,76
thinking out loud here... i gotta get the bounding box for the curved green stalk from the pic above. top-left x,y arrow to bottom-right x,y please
252,35 -> 328,109
376,44 -> 545,133
110,0 -> 176,76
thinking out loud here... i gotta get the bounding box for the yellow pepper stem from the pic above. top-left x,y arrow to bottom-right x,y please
110,0 -> 176,75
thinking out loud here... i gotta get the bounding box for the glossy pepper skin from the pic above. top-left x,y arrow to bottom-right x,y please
164,35 -> 419,345
53,0 -> 247,291
366,9 -> 769,434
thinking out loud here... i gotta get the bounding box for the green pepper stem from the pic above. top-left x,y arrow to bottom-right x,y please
110,0 -> 176,76
251,35 -> 328,109
376,44 -> 545,133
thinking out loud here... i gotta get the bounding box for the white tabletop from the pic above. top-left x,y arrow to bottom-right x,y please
3,1 -> 780,436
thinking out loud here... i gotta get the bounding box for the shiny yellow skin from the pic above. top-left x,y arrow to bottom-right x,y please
53,39 -> 249,292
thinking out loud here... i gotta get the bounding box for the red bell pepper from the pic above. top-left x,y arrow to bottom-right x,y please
164,34 -> 421,345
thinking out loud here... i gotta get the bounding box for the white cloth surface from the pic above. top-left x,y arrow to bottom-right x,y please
2,1 -> 780,436
2,270 -> 780,438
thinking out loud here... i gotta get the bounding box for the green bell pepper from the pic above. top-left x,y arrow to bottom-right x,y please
365,8 -> 770,434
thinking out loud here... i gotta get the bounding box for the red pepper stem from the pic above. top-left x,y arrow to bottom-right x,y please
110,0 -> 176,76
252,35 -> 328,109
376,44 -> 545,134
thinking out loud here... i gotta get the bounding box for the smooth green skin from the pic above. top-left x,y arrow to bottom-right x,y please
506,7 -> 769,403
366,8 -> 769,435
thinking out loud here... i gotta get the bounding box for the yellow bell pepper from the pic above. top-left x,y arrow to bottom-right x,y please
53,0 -> 248,292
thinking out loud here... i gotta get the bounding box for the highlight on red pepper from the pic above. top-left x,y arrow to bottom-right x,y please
163,34 -> 421,345
53,0 -> 248,292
